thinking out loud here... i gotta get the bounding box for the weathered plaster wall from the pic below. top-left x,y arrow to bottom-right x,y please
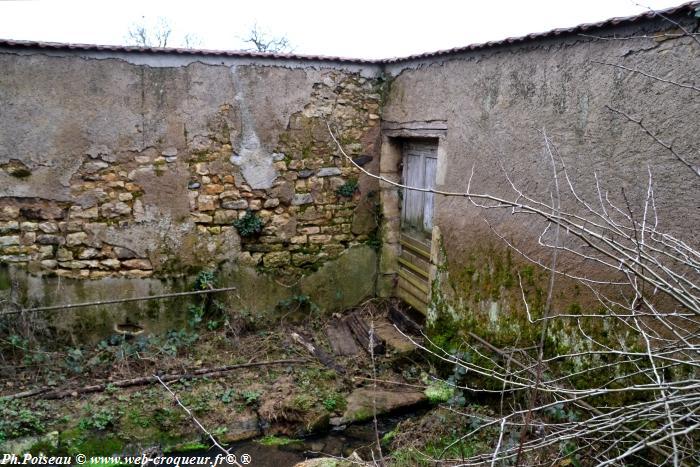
381,19 -> 700,329
0,50 -> 383,334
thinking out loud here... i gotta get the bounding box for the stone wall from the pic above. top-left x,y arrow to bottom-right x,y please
380,16 -> 700,332
0,50 -> 383,331
0,53 -> 382,283
1,8 -> 698,335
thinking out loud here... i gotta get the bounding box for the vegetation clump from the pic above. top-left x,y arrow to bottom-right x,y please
233,210 -> 264,237
336,179 -> 358,197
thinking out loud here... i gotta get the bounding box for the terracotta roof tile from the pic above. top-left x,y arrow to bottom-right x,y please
0,1 -> 697,64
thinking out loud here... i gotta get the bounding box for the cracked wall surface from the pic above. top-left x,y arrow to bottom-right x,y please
382,18 -> 700,324
0,54 -> 382,283
0,52 -> 384,335
0,12 -> 698,335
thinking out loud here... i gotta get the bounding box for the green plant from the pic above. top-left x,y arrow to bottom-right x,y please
162,329 -> 199,356
322,392 -> 346,412
336,179 -> 358,197
241,390 -> 262,406
194,270 -> 216,290
233,210 -> 264,237
220,388 -> 236,404
187,304 -> 205,327
0,399 -> 46,441
79,408 -> 117,431
64,347 -> 84,373
258,435 -> 300,446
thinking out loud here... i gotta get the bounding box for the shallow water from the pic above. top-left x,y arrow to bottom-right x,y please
154,411 -> 422,467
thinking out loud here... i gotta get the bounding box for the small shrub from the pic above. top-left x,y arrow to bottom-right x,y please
79,408 -> 117,431
242,390 -> 262,406
336,179 -> 358,197
322,392 -> 346,412
233,210 -> 264,237
193,270 -> 216,290
221,388 -> 236,404
0,399 -> 46,440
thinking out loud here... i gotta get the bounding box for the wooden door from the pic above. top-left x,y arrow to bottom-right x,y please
401,141 -> 437,235
397,140 -> 437,314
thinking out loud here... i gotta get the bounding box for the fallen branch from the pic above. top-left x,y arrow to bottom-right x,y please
3,359 -> 307,400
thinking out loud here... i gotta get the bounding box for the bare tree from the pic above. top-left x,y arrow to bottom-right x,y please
125,16 -> 203,49
241,23 -> 293,53
126,16 -> 172,48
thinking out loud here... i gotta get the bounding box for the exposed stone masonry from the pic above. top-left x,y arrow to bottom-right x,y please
0,70 -> 381,279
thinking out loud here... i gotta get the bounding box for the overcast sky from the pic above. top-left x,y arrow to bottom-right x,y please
0,0 -> 687,59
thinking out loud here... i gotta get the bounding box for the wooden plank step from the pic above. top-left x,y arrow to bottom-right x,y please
398,257 -> 429,279
398,268 -> 429,295
325,321 -> 361,357
400,239 -> 431,260
344,313 -> 385,355
398,277 -> 429,306
397,287 -> 428,314
400,233 -> 431,254
399,248 -> 430,272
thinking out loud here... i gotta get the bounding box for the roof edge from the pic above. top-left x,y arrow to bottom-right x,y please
0,1 -> 697,65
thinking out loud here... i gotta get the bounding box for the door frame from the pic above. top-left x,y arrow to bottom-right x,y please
376,120 -> 447,300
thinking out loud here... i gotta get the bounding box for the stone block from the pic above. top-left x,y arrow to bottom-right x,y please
37,235 -> 64,246
0,221 -> 19,233
100,259 -> 121,269
213,210 -> 238,224
219,190 -> 240,199
194,163 -> 209,175
78,248 -> 100,259
309,234 -> 332,244
191,212 -> 213,224
292,193 -> 314,205
66,232 -> 88,246
204,184 -> 225,195
317,167 -> 342,177
113,247 -> 137,260
40,259 -> 58,269
290,235 -> 308,244
57,248 -> 73,261
69,206 -> 99,219
122,269 -> 153,278
38,222 -> 58,234
122,259 -> 153,270
0,206 -> 20,220
197,195 -> 217,211
263,251 -> 291,268
263,198 -> 280,208
100,201 -> 131,218
221,199 -> 248,210
21,232 -> 36,245
292,252 -> 317,266
38,245 -> 53,259
299,226 -> 320,235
